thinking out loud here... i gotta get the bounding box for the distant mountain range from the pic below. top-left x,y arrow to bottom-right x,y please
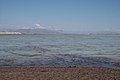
15,29 -> 61,34
0,28 -> 120,35
92,31 -> 120,35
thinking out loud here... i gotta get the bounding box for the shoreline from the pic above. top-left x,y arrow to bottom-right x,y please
0,65 -> 120,69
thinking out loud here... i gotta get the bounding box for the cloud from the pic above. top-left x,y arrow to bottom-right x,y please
35,24 -> 45,29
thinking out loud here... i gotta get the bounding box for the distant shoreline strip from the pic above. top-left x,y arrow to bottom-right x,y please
0,32 -> 22,35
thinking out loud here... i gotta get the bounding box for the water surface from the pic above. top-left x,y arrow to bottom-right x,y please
0,34 -> 120,67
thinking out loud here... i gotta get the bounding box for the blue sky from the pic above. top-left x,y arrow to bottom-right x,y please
0,0 -> 120,32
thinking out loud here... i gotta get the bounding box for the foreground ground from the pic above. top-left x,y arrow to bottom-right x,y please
0,67 -> 120,80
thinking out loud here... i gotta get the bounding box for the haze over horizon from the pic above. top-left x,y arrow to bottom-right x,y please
0,0 -> 120,33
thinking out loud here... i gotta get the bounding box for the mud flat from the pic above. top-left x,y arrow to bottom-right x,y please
0,67 -> 120,80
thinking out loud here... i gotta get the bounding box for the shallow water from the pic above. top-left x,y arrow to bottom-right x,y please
0,34 -> 120,67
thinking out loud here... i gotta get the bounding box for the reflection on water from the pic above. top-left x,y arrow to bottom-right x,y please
0,34 -> 120,67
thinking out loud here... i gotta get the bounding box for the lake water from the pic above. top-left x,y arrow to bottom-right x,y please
0,34 -> 120,67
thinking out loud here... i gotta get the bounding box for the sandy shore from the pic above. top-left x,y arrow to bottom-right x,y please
0,67 -> 120,80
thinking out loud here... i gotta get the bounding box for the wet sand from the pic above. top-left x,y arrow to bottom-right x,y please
0,67 -> 120,80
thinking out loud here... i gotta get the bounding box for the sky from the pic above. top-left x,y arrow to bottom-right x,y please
0,0 -> 120,33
